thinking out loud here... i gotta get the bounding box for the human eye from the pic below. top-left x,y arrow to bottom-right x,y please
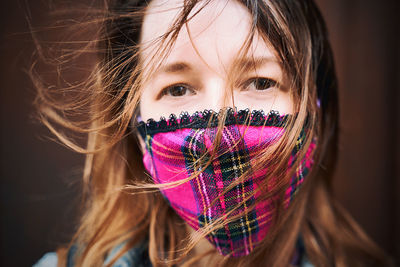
242,77 -> 278,91
159,84 -> 196,98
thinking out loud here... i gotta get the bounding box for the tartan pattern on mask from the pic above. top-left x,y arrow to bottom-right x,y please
138,111 -> 314,257
182,127 -> 260,256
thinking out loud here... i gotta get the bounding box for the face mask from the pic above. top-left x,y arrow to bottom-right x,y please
136,109 -> 315,257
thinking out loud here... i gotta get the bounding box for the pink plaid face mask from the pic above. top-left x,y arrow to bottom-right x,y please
136,109 -> 315,257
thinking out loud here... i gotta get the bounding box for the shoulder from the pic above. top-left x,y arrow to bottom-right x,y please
293,237 -> 315,267
104,241 -> 152,267
33,242 -> 152,267
33,252 -> 58,267
300,255 -> 315,267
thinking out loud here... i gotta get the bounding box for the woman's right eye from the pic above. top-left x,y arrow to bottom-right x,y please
160,84 -> 195,97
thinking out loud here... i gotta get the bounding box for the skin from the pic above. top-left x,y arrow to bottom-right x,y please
139,0 -> 293,122
138,0 -> 294,262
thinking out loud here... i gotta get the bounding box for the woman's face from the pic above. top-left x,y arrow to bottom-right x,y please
139,0 -> 293,122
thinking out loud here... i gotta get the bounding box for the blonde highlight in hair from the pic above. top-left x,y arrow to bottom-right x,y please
31,0 -> 391,266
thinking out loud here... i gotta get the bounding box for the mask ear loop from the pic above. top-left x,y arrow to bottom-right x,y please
130,104 -> 143,126
136,114 -> 143,123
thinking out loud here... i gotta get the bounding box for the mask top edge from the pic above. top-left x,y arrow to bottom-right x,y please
134,108 -> 292,136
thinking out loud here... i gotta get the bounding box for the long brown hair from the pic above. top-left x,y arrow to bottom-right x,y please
31,0 -> 389,266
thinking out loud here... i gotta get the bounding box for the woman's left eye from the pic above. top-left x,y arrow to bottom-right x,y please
243,78 -> 278,91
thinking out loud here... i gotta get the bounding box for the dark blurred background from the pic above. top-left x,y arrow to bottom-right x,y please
0,0 -> 399,266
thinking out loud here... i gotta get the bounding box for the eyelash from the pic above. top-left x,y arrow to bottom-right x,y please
159,83 -> 195,98
241,77 -> 278,91
159,77 -> 278,98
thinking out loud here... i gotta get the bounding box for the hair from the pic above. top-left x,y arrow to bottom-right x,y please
31,0 -> 390,266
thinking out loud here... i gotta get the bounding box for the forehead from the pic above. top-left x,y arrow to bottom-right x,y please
140,0 -> 277,74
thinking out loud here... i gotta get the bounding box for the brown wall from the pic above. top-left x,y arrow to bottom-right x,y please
317,0 -> 400,260
0,0 -> 398,266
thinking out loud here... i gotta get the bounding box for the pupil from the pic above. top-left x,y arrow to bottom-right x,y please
254,78 -> 274,90
170,86 -> 186,96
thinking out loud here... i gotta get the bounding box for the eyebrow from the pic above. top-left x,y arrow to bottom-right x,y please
155,56 -> 278,76
156,62 -> 193,75
233,56 -> 278,71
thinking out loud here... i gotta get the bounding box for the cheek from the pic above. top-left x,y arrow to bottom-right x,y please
233,90 -> 293,115
139,94 -> 149,121
274,91 -> 293,114
139,85 -> 158,121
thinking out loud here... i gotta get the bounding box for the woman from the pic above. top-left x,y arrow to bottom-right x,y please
33,0 -> 388,266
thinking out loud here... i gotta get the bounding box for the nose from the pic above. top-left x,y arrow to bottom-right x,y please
203,78 -> 234,112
